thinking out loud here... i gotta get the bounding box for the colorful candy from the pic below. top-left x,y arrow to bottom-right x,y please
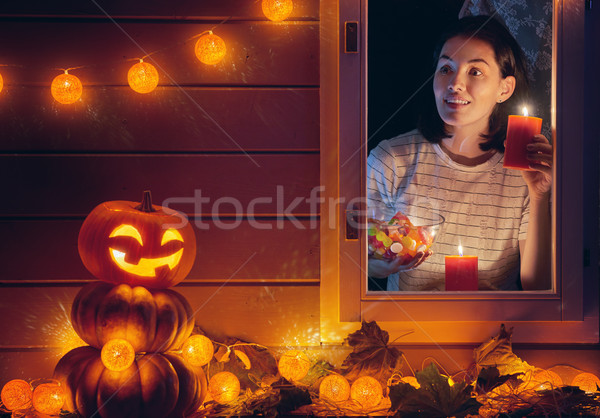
368,210 -> 435,262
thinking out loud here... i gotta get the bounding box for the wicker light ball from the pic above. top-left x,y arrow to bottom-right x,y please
319,374 -> 350,402
350,376 -> 383,408
32,382 -> 65,415
262,0 -> 293,21
128,60 -> 159,94
100,339 -> 135,372
195,32 -> 226,65
1,379 -> 32,411
182,335 -> 214,367
51,71 -> 82,104
209,372 -> 240,404
278,350 -> 311,382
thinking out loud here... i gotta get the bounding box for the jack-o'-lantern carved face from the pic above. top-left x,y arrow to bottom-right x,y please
78,191 -> 196,288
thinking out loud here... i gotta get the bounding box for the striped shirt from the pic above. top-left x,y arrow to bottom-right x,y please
367,130 -> 529,291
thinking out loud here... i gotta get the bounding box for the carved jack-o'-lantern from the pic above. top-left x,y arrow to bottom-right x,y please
78,191 -> 196,288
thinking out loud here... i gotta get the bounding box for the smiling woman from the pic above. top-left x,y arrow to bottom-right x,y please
367,15 -> 552,292
322,0 -> 599,345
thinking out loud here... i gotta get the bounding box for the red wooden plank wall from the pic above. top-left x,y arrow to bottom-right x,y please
0,0 -> 322,358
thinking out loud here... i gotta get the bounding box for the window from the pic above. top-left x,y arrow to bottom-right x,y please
320,0 -> 599,344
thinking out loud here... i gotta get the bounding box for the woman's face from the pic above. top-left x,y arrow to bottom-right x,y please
433,36 -> 514,135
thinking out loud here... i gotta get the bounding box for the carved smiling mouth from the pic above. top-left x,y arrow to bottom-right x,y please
109,248 -> 183,277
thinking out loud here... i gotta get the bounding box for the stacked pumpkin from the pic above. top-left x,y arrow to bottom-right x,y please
53,191 -> 206,418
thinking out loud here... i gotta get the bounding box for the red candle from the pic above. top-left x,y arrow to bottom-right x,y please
503,107 -> 543,170
445,246 -> 478,291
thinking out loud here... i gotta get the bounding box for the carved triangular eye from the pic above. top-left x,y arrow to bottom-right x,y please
161,229 -> 184,246
109,224 -> 143,246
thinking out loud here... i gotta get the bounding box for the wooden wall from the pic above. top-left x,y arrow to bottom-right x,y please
0,0 -> 323,382
1,0 -> 599,390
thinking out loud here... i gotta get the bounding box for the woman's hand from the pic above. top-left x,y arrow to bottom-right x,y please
521,134 -> 553,200
368,251 -> 432,278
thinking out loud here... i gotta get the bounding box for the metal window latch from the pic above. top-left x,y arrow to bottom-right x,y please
345,21 -> 359,53
346,209 -> 359,240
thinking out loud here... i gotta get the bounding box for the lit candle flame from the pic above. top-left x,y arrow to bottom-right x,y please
523,107 -> 529,117
458,245 -> 463,257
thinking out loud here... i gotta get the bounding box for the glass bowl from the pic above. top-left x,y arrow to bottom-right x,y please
367,207 -> 444,264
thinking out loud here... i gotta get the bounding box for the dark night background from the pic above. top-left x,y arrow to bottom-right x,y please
368,0 -> 465,151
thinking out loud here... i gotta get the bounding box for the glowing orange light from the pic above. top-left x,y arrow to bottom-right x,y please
1,379 -> 32,411
262,0 -> 293,21
572,372 -> 600,394
278,350 -> 310,382
194,31 -> 226,65
51,70 -> 82,104
101,339 -> 135,372
32,382 -> 65,415
182,334 -> 214,367
128,60 -> 159,94
208,372 -> 240,404
350,376 -> 383,408
319,374 -> 350,402
0,72 -> 3,94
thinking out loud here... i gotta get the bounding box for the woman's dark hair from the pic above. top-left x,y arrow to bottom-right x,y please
418,15 -> 530,152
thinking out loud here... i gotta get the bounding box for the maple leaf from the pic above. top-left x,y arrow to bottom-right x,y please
341,320 -> 402,385
474,324 -> 534,377
389,363 -> 481,418
211,339 -> 278,389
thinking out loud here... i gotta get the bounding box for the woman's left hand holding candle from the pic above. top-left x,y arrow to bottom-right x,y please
522,134 -> 553,200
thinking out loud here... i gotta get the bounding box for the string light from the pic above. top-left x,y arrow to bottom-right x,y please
208,371 -> 240,404
0,379 -> 32,411
278,349 -> 311,382
194,31 -> 226,65
127,59 -> 159,94
262,0 -> 294,22
51,70 -> 82,104
319,374 -> 350,402
350,376 -> 383,408
181,334 -> 214,367
32,381 -> 65,415
100,339 -> 135,372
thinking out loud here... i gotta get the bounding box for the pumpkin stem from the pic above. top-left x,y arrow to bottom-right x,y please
135,190 -> 156,212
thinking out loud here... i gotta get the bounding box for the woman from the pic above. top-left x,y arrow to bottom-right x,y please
367,16 -> 552,291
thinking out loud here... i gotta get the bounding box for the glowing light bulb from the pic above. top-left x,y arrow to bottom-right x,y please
1,379 -> 32,411
572,372 -> 600,394
51,70 -> 82,104
350,376 -> 382,408
32,382 -> 65,415
262,0 -> 293,21
208,372 -> 240,404
319,374 -> 350,402
278,350 -> 311,381
194,31 -> 226,65
101,339 -> 135,372
182,334 -> 214,367
128,59 -> 159,94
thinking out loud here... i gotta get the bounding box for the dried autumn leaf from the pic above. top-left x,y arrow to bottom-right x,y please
234,349 -> 252,370
214,345 -> 231,363
234,343 -> 278,376
389,363 -> 481,418
474,324 -> 533,377
341,320 -> 401,385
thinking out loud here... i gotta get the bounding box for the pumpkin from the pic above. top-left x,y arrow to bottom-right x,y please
78,191 -> 196,288
71,281 -> 194,353
53,346 -> 206,418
